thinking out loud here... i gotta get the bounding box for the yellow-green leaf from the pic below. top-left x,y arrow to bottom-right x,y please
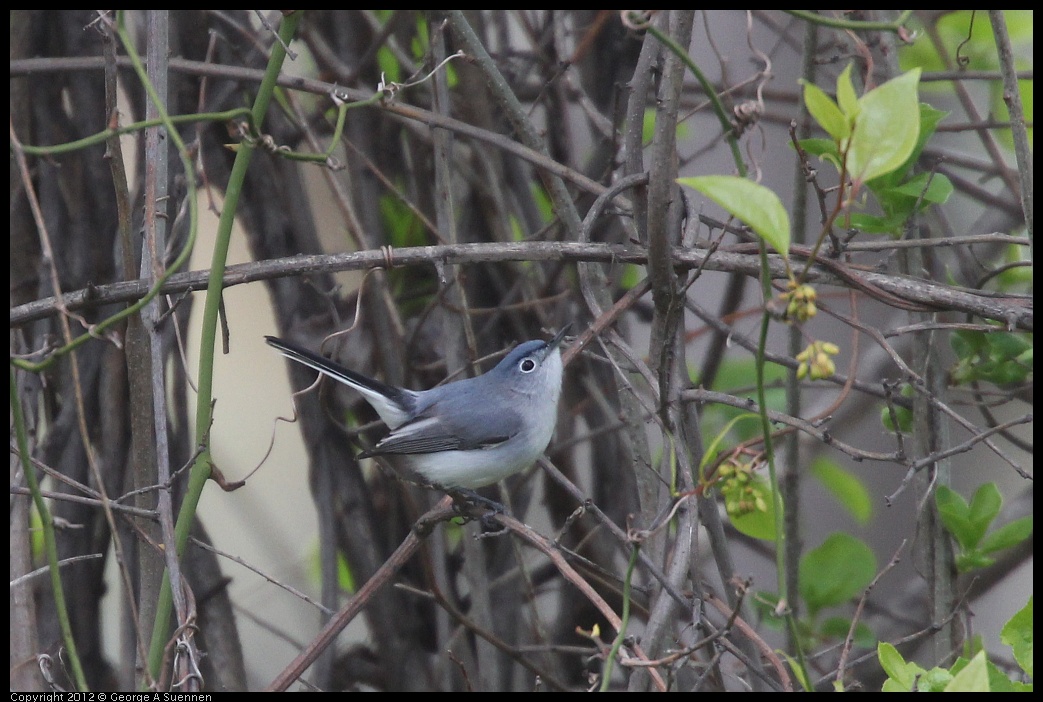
836,63 -> 860,118
847,69 -> 922,184
810,458 -> 872,524
678,175 -> 790,257
802,80 -> 849,142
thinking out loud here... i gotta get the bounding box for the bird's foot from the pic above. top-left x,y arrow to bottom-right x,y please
447,488 -> 508,529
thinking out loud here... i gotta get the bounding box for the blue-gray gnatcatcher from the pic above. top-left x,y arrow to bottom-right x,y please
265,327 -> 567,490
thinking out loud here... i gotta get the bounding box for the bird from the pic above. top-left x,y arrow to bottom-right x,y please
265,327 -> 567,491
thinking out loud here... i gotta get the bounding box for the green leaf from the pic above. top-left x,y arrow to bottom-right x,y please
952,329 -> 988,357
820,616 -> 876,649
982,656 -> 1025,692
796,137 -> 839,158
967,482 -> 1003,532
530,182 -> 554,223
375,45 -> 402,84
918,667 -> 955,692
508,213 -> 525,242
997,237 -> 1034,288
729,492 -> 777,541
980,516 -> 1034,554
936,485 -> 979,550
847,69 -> 922,184
379,191 -> 424,247
699,357 -> 789,396
944,650 -> 991,692
867,104 -> 950,191
802,80 -> 849,141
696,358 -> 788,444
850,213 -> 905,235
700,414 -> 761,476
1001,596 -> 1033,678
619,263 -> 643,290
906,104 -> 948,169
879,382 -> 914,433
878,642 -> 923,691
810,458 -> 872,524
989,359 -> 1032,386
881,675 -> 911,691
309,546 -> 357,594
835,63 -> 859,118
795,137 -> 843,172
641,108 -> 690,145
781,650 -> 812,692
642,108 -> 657,144
987,331 -> 1033,358
934,484 -> 968,514
887,172 -> 954,205
799,533 -> 876,614
678,175 -> 790,257
956,551 -> 995,572
880,402 -> 913,433
951,331 -> 1035,386
916,103 -> 949,140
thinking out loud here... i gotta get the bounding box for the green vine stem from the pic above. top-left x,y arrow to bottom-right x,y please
144,10 -> 303,684
10,369 -> 89,691
641,11 -> 811,684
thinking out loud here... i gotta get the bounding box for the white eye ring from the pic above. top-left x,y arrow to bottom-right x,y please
519,358 -> 537,373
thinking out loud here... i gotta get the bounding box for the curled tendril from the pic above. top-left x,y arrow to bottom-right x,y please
328,85 -> 350,107
732,100 -> 764,138
620,10 -> 657,31
378,50 -> 467,104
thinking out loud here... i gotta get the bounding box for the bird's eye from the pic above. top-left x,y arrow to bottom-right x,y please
519,358 -> 537,373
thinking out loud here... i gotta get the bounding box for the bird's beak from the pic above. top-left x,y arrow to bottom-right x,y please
548,324 -> 570,350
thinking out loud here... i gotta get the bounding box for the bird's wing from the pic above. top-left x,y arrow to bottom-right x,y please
360,402 -> 517,457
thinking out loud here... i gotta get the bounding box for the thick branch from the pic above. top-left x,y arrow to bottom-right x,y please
11,241 -> 1032,332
